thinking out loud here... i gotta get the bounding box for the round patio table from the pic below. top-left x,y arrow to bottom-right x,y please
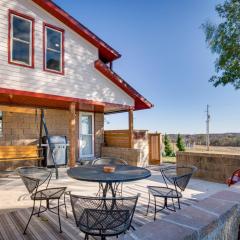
67,165 -> 151,197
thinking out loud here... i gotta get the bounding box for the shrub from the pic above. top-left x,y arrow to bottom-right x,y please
176,133 -> 186,151
164,134 -> 174,156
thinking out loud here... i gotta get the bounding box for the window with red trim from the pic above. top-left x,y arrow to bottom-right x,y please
9,10 -> 34,68
43,23 -> 64,74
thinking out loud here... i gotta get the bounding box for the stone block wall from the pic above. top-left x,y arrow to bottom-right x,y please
0,109 -> 70,145
177,151 -> 240,183
102,130 -> 150,167
0,109 -> 104,159
101,146 -> 144,166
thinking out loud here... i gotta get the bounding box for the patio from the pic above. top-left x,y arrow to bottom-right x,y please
0,165 -> 227,239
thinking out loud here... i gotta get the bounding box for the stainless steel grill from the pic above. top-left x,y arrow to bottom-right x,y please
42,136 -> 68,167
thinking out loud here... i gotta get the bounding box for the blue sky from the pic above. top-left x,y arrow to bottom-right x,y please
54,0 -> 240,134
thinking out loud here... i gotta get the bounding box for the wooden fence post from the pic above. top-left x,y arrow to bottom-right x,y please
128,109 -> 134,148
69,102 -> 76,168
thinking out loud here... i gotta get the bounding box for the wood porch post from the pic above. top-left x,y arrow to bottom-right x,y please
69,102 -> 76,168
128,109 -> 134,148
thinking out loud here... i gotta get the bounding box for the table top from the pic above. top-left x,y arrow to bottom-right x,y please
67,165 -> 151,183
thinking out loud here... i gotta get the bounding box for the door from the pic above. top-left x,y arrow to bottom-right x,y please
149,133 -> 162,165
79,112 -> 94,158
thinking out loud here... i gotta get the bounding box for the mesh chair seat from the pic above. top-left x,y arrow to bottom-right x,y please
92,157 -> 128,166
70,194 -> 139,239
17,167 -> 52,193
161,165 -> 197,191
79,209 -> 130,236
148,186 -> 182,198
31,187 -> 66,200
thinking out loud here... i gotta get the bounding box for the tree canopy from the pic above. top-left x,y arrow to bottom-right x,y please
176,134 -> 186,151
163,134 -> 174,157
202,0 -> 240,89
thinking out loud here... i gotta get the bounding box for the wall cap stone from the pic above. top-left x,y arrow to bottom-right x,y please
122,189 -> 240,240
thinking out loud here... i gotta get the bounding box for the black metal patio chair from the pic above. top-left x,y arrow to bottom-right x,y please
16,166 -> 68,234
146,165 -> 197,220
70,194 -> 139,240
161,165 -> 197,204
92,157 -> 128,197
92,157 -> 128,166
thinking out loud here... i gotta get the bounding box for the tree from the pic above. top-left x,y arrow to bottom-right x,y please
163,134 -> 174,157
202,0 -> 240,89
176,134 -> 186,151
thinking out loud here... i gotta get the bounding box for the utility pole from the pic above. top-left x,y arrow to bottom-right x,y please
206,104 -> 210,151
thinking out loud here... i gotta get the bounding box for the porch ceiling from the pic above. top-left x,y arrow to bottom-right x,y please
0,88 -> 132,113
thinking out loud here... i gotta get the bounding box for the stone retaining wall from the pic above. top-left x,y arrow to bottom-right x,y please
102,130 -> 149,167
177,151 -> 240,183
101,146 -> 147,166
123,184 -> 240,240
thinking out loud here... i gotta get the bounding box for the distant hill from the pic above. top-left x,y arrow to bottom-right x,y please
168,133 -> 240,147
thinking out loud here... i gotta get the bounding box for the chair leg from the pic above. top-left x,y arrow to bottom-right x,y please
23,199 -> 36,234
37,199 -> 42,217
146,190 -> 151,216
177,197 -> 181,209
154,197 -> 157,221
171,198 -> 176,211
64,193 -> 68,218
84,234 -> 89,240
57,199 -> 62,233
130,225 -> 136,231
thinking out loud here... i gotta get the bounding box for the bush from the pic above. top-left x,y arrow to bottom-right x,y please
176,133 -> 185,151
164,134 -> 174,156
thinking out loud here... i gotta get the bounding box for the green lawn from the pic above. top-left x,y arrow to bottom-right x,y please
162,156 -> 176,164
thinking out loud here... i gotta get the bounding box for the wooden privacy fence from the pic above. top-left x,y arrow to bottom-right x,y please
104,130 -> 131,148
148,133 -> 162,165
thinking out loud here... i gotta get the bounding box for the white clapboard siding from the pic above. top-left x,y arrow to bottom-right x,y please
0,0 -> 134,106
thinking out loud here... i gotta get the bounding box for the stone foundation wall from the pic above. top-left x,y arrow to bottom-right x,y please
177,151 -> 240,183
102,130 -> 150,167
101,146 -> 146,166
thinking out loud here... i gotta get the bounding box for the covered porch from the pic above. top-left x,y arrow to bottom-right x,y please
0,88 -> 153,172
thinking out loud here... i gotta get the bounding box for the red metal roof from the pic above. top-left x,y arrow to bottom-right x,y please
95,60 -> 153,110
32,0 -> 121,62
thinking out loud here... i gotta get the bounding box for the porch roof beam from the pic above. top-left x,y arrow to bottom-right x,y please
0,87 -> 133,113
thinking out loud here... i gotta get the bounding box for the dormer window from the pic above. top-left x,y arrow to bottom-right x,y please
9,10 -> 34,68
43,23 -> 64,74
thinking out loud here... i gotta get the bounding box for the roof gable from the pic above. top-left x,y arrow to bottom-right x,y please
31,0 -> 153,111
32,0 -> 120,62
